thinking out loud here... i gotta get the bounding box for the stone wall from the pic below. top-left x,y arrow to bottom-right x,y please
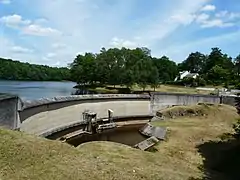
0,94 -> 21,130
150,92 -> 220,115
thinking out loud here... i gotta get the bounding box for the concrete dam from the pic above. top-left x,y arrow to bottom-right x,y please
0,92 -> 235,149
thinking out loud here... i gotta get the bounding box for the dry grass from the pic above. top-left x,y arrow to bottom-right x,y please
152,104 -> 239,179
0,104 -> 238,180
133,84 -> 214,94
157,103 -> 217,119
95,84 -> 214,94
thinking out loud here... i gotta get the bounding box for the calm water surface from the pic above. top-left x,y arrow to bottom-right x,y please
0,80 -> 76,100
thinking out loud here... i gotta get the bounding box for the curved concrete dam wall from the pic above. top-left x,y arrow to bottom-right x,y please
20,94 -> 150,136
19,93 -> 223,136
0,92 -> 231,134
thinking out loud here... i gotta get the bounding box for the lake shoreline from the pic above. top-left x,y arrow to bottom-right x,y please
0,80 -> 76,100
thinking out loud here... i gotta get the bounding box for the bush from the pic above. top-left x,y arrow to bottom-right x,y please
165,81 -> 183,86
235,83 -> 240,90
233,118 -> 240,138
196,77 -> 206,86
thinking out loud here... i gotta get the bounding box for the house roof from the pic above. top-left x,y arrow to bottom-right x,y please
184,73 -> 199,78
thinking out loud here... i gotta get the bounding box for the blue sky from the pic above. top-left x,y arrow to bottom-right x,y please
0,0 -> 239,66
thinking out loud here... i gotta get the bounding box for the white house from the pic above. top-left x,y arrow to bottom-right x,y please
174,71 -> 199,81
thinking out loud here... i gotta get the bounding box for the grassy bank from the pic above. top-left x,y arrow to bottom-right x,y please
0,104 -> 239,180
75,84 -> 216,95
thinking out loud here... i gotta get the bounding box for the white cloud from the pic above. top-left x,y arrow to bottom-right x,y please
215,11 -> 228,18
0,35 -> 37,64
138,0 -> 210,45
0,14 -> 61,37
196,13 -> 210,23
215,11 -> 240,20
169,13 -> 196,25
201,4 -> 216,12
2,0 -> 236,66
162,30 -> 240,62
11,46 -> 33,53
0,14 -> 31,28
23,24 -> 62,36
200,19 -> 234,28
196,11 -> 238,28
229,12 -> 240,20
46,52 -> 56,58
51,43 -> 67,49
34,18 -> 48,25
109,37 -> 138,49
0,0 -> 11,4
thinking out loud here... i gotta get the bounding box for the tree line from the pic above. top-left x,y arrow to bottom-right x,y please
70,47 -> 240,89
178,47 -> 240,87
0,58 -> 70,81
70,47 -> 178,90
1,47 -> 239,89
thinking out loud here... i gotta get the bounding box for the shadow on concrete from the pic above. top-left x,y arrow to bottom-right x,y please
196,136 -> 240,180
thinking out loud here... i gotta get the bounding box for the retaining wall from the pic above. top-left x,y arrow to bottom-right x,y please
150,92 -> 220,115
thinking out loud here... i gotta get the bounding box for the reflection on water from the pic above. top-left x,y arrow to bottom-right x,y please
0,80 -> 76,100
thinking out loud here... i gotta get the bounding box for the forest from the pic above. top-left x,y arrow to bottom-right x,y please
70,47 -> 240,89
0,58 -> 70,81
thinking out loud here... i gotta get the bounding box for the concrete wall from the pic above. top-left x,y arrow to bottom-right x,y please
19,93 -> 223,136
221,96 -> 237,106
20,94 -> 150,135
150,92 -> 220,115
0,94 -> 21,130
1,93 -> 235,137
66,124 -> 147,147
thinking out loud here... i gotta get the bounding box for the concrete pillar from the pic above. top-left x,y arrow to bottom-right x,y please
0,95 -> 21,130
108,109 -> 113,122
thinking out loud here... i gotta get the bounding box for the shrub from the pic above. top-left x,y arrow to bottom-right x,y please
196,77 -> 207,86
233,118 -> 240,138
235,83 -> 240,90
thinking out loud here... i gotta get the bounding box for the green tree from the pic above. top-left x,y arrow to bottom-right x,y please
178,52 -> 206,73
235,54 -> 240,76
153,56 -> 178,83
0,58 -> 70,81
149,66 -> 159,91
70,53 -> 96,85
134,57 -> 153,91
204,47 -> 234,73
207,65 -> 229,85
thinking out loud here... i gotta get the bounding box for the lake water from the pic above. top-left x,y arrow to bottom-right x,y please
0,80 -> 76,100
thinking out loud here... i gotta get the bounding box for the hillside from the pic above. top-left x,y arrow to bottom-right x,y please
0,58 -> 70,81
0,104 -> 239,180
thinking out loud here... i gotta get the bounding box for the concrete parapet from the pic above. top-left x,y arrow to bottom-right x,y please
150,92 -> 220,115
1,92 -> 235,136
20,94 -> 151,135
0,94 -> 22,130
21,94 -> 150,110
20,94 -> 150,121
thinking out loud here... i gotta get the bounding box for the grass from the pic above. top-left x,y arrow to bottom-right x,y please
132,84 -> 214,94
82,84 -> 216,95
0,104 -> 239,180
